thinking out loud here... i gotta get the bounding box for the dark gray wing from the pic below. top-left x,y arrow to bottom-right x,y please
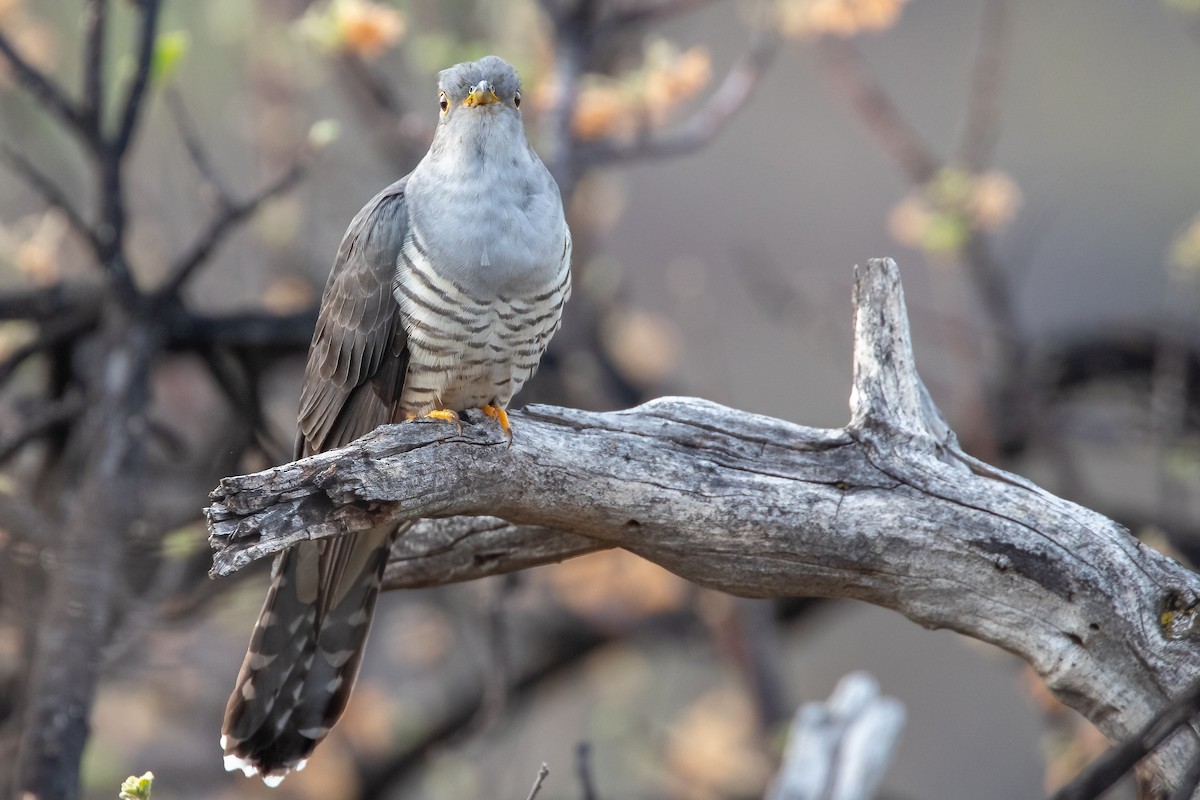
221,178 -> 414,779
296,177 -> 410,458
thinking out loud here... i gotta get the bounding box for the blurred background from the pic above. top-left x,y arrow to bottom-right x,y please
2,0 -> 1199,798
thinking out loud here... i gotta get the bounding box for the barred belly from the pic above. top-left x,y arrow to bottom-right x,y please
393,237 -> 571,416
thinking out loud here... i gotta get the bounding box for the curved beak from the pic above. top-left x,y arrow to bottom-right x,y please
463,80 -> 501,108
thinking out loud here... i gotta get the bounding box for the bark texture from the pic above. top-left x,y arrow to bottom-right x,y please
208,258 -> 1200,793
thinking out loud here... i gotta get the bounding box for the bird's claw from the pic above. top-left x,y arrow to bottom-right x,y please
413,408 -> 463,433
481,405 -> 512,446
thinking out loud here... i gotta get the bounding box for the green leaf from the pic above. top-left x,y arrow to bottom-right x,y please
161,524 -> 205,560
151,31 -> 191,86
118,771 -> 154,800
921,212 -> 969,256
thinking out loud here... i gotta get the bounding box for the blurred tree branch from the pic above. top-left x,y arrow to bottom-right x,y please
1,0 -> 777,793
766,672 -> 905,800
1049,673 -> 1200,800
0,144 -> 102,252
574,33 -> 779,170
0,393 -> 84,463
607,0 -> 723,30
0,1 -> 312,796
813,36 -> 938,184
0,21 -> 90,137
154,163 -> 308,302
957,0 -> 1010,172
209,259 -> 1200,796
576,741 -> 599,800
357,599 -> 696,798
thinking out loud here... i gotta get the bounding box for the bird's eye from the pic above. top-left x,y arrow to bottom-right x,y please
438,91 -> 449,113
513,91 -> 521,108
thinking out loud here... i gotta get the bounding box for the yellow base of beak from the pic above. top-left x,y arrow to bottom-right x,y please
464,89 -> 500,107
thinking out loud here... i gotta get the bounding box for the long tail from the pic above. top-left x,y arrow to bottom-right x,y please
221,524 -> 398,785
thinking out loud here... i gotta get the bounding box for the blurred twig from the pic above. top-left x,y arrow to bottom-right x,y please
165,307 -> 317,349
333,51 -> 431,167
0,393 -> 84,465
813,36 -> 938,184
165,90 -> 233,203
0,315 -> 94,389
111,0 -> 161,160
359,609 -> 699,799
157,89 -> 309,302
537,0 -> 596,194
153,159 -> 308,302
576,33 -> 779,169
80,0 -> 107,132
0,27 -> 90,138
607,0 -> 723,29
0,144 -> 103,255
956,0 -> 1011,171
0,284 -> 99,323
478,574 -> 517,730
731,598 -> 791,732
577,741 -> 599,800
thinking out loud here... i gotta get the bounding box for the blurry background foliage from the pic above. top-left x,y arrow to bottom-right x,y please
1,0 -> 1200,798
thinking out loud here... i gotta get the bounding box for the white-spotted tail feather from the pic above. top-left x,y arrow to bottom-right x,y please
220,525 -> 397,784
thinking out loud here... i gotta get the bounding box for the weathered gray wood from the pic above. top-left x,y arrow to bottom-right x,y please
207,258 -> 1200,793
385,517 -> 604,589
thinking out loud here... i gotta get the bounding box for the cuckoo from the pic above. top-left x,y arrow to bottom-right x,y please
221,55 -> 571,784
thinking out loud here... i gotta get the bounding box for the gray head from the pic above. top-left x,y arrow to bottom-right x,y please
424,55 -> 529,166
435,55 -> 523,118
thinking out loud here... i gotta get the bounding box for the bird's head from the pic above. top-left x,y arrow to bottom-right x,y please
434,55 -> 523,126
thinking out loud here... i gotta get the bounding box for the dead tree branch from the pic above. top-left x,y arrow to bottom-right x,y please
207,258 -> 1200,794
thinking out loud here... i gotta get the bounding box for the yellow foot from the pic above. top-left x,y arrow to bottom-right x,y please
407,408 -> 462,432
481,405 -> 512,444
